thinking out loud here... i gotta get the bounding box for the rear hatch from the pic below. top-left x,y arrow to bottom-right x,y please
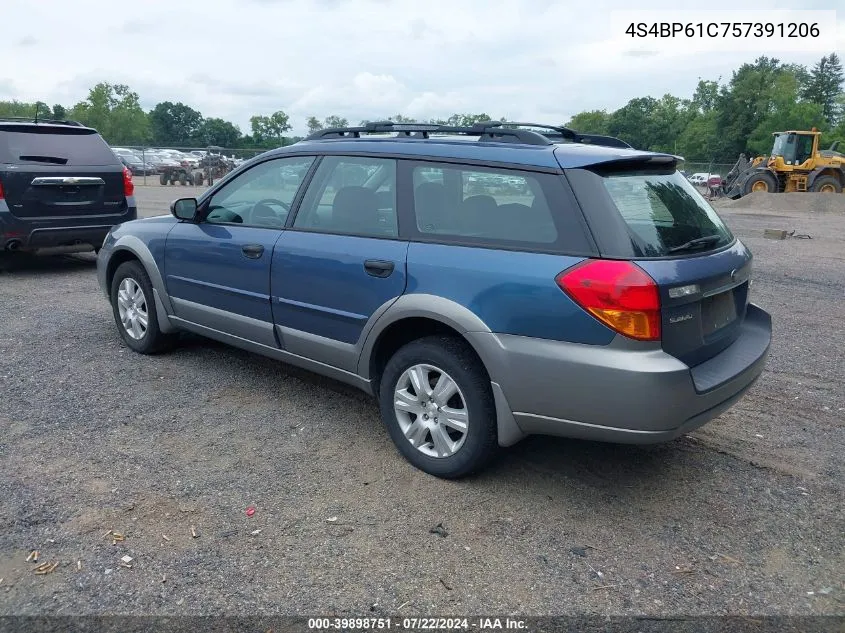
565,159 -> 752,368
0,124 -> 127,219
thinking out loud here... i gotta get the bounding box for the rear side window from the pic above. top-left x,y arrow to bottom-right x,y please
409,162 -> 566,247
0,128 -> 118,166
601,171 -> 733,257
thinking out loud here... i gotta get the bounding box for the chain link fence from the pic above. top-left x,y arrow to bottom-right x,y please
111,145 -> 269,187
681,162 -> 736,178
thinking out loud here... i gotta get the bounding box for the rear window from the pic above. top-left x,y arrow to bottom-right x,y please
601,170 -> 733,257
0,127 -> 118,166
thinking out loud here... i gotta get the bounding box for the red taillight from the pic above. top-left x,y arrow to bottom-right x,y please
0,177 -> 4,200
556,260 -> 661,341
123,167 -> 134,197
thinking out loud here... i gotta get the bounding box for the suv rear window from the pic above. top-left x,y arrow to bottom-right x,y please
0,127 -> 118,166
601,170 -> 733,257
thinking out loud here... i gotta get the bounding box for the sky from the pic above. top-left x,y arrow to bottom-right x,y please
2,0 -> 842,136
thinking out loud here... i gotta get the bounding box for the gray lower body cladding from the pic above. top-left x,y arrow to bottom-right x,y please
467,304 -> 771,443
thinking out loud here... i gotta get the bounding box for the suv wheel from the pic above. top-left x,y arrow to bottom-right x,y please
378,336 -> 498,478
110,261 -> 176,354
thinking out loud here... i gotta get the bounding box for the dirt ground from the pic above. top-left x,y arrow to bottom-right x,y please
0,187 -> 843,619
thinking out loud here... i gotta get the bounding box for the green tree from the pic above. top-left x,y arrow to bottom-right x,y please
428,113 -> 501,127
0,100 -> 40,118
322,115 -> 348,129
52,104 -> 67,120
691,79 -> 719,113
149,101 -> 204,146
306,115 -> 349,135
801,53 -> 844,126
676,111 -> 719,160
70,82 -> 149,145
34,101 -> 51,119
827,111 -> 845,150
306,116 -> 323,134
196,117 -> 241,147
564,110 -> 610,134
608,96 -> 662,149
715,57 -> 790,159
250,110 -> 291,146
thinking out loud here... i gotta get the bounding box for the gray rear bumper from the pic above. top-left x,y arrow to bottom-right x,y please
470,304 -> 771,444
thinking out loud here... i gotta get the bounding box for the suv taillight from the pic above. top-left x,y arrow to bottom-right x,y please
123,167 -> 134,197
0,177 -> 4,200
556,260 -> 661,341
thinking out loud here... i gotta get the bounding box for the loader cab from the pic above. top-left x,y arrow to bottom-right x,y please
770,130 -> 819,167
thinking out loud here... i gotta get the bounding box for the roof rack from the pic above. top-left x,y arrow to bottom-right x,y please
0,116 -> 85,127
308,121 -> 554,146
306,120 -> 632,149
484,122 -> 633,149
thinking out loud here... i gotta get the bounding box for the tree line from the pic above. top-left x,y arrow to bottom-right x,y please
0,53 -> 841,161
567,53 -> 844,161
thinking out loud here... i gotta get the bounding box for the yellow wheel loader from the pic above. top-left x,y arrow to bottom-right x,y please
724,128 -> 845,199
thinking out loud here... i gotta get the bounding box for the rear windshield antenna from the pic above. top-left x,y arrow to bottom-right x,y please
34,102 -> 39,124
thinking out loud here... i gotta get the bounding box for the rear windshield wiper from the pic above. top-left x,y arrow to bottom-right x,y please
18,155 -> 68,164
667,235 -> 722,254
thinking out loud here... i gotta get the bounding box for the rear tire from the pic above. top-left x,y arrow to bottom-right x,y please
811,175 -> 842,193
159,173 -> 167,186
110,261 -> 177,355
179,172 -> 187,186
378,336 -> 498,479
743,171 -> 778,195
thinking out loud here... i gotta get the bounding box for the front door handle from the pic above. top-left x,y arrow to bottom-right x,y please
242,244 -> 264,259
364,259 -> 394,278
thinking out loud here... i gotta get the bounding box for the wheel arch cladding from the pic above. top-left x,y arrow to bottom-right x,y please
358,294 -> 493,385
107,238 -> 177,334
362,313 -> 526,448
106,248 -> 142,292
367,317 -> 486,391
108,236 -> 173,313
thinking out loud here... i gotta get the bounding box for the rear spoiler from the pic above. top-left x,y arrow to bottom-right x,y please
586,155 -> 679,174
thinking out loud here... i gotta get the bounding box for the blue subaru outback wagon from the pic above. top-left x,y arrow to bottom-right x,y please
97,121 -> 771,478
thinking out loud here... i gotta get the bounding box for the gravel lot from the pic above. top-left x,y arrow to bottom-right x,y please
0,186 -> 843,619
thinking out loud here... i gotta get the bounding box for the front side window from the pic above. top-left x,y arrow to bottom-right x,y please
205,156 -> 314,228
293,156 -> 398,238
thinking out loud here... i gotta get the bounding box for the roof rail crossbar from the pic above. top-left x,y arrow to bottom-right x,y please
0,116 -> 85,127
307,121 -> 552,146
486,121 -> 633,149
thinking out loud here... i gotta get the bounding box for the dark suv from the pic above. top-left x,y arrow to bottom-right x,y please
97,121 -> 771,478
0,118 -> 137,254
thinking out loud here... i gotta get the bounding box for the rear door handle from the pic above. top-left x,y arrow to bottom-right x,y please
364,259 -> 395,278
242,244 -> 265,259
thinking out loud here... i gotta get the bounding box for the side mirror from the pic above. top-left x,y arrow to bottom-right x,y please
171,198 -> 198,221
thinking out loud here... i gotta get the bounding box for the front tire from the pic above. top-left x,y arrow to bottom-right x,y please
110,261 -> 177,354
743,171 -> 778,195
378,336 -> 498,478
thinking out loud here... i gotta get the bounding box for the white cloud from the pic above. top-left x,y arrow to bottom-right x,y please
1,0 -> 842,136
